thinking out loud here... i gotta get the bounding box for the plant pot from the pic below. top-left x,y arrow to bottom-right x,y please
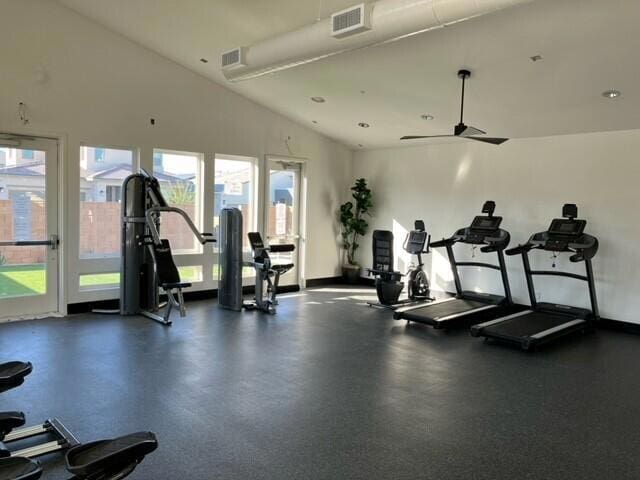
342,264 -> 361,284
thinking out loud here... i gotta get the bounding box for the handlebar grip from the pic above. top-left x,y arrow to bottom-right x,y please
429,238 -> 450,248
480,245 -> 495,253
569,253 -> 583,262
505,244 -> 529,256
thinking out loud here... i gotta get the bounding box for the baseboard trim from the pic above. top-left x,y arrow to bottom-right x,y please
305,277 -> 343,287
598,318 -> 640,335
305,276 -> 375,287
68,284 -> 300,315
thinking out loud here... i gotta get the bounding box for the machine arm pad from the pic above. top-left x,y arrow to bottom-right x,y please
269,244 -> 295,253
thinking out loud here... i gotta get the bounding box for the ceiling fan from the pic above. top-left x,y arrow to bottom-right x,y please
401,69 -> 508,145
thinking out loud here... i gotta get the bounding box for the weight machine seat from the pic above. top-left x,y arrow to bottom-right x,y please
0,412 -> 26,439
0,362 -> 32,392
160,281 -> 192,290
0,457 -> 42,480
271,263 -> 294,274
66,431 -> 158,479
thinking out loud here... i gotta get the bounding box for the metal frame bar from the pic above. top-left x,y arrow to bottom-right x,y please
4,418 -> 79,459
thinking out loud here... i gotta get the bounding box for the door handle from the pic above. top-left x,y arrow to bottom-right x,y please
0,234 -> 59,250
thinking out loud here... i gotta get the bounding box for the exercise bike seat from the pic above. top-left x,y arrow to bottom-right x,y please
0,412 -> 26,440
0,362 -> 32,391
0,457 -> 42,480
66,431 -> 157,479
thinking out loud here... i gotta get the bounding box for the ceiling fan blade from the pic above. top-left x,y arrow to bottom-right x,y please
467,136 -> 509,145
401,135 -> 454,140
458,125 -> 486,137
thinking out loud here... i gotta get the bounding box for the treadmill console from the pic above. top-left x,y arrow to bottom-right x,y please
460,215 -> 505,245
537,218 -> 587,251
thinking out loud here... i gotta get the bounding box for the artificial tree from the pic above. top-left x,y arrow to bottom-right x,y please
338,178 -> 373,282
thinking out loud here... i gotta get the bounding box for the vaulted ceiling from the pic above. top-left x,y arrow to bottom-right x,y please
57,0 -> 640,149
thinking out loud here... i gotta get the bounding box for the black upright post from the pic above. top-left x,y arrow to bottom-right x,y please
496,250 -> 513,304
521,251 -> 537,308
584,258 -> 600,320
446,243 -> 463,295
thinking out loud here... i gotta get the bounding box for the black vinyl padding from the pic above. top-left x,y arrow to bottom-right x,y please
66,431 -> 158,478
371,230 -> 397,273
398,298 -> 488,322
0,412 -> 26,439
0,362 -> 32,386
481,311 -> 583,339
152,240 -> 183,288
0,457 -> 42,480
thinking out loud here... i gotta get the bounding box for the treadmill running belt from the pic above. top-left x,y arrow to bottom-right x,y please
483,311 -> 579,338
399,298 -> 487,322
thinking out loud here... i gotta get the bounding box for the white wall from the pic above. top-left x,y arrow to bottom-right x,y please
0,0 -> 352,307
353,129 -> 640,323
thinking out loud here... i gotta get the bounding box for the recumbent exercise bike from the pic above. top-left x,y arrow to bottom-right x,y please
244,232 -> 295,314
367,220 -> 433,309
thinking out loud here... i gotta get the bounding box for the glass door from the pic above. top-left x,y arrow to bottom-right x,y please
0,135 -> 59,318
265,159 -> 301,286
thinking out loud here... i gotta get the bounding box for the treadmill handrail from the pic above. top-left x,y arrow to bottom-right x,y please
505,243 -> 534,256
429,238 -> 453,249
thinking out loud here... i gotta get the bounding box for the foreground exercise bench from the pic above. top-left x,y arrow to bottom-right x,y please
0,362 -> 157,479
0,431 -> 158,480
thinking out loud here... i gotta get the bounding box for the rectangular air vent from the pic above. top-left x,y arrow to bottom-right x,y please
331,3 -> 373,38
221,47 -> 246,70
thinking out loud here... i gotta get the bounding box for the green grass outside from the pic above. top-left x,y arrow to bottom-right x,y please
0,265 -> 204,298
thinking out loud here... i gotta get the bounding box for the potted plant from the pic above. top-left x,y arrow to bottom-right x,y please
338,178 -> 373,284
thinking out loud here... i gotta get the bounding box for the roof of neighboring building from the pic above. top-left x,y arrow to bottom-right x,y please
0,161 -> 46,176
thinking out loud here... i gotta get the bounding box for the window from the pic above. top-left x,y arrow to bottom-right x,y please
79,145 -> 135,258
214,155 -> 257,277
22,150 -> 34,160
94,148 -> 105,163
153,149 -> 202,254
105,185 -> 122,203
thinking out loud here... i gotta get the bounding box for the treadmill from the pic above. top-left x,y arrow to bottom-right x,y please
471,204 -> 599,350
394,201 -> 512,328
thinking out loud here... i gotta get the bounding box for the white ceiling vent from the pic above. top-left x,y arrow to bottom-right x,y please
331,3 -> 373,38
223,0 -> 535,82
221,47 -> 246,70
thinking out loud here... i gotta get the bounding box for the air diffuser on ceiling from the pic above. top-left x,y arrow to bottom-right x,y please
331,3 -> 373,38
221,47 -> 246,70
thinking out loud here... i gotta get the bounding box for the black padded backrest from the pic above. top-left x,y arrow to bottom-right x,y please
247,232 -> 264,251
152,240 -> 181,285
372,230 -> 394,272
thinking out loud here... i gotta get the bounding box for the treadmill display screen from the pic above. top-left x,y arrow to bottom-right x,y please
548,219 -> 585,236
470,216 -> 501,231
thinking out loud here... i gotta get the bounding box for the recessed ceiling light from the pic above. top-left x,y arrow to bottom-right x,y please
358,122 -> 370,128
200,58 -> 209,63
602,90 -> 621,99
421,114 -> 434,121
311,96 -> 326,103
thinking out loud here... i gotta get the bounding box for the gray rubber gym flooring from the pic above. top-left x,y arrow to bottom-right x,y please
1,286 -> 639,479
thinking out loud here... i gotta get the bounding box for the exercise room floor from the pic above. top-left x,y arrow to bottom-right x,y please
1,286 -> 639,479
